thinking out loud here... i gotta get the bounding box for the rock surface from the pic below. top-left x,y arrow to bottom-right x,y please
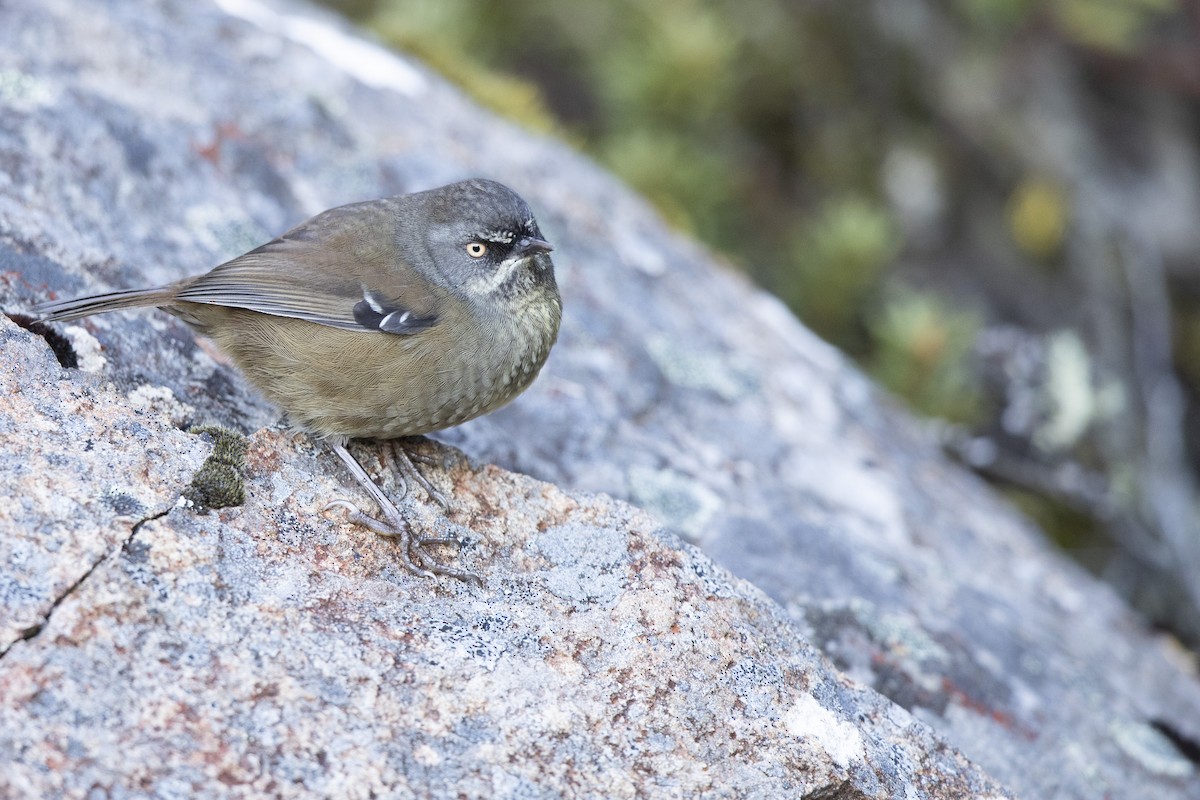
0,0 -> 1197,797
0,330 -> 1005,797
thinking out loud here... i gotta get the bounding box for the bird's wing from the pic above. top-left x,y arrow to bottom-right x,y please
176,201 -> 439,335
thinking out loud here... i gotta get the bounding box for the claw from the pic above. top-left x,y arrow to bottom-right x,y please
417,533 -> 466,547
391,441 -> 449,509
324,499 -> 402,536
322,499 -> 360,515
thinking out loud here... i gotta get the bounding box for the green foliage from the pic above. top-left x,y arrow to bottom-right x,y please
784,198 -> 899,353
953,0 -> 1040,36
367,1 -> 561,133
1003,486 -> 1105,552
952,0 -> 1177,50
598,129 -> 731,236
332,0 -> 905,264
867,287 -> 984,424
1008,176 -> 1069,261
1052,0 -> 1178,53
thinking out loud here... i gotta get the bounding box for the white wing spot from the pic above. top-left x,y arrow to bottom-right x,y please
379,310 -> 412,330
362,286 -> 384,313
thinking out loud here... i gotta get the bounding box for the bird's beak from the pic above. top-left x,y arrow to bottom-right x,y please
513,236 -> 554,258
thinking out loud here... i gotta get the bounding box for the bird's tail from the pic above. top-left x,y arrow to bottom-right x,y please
35,286 -> 177,323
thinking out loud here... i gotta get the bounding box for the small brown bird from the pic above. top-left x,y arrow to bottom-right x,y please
36,179 -> 562,581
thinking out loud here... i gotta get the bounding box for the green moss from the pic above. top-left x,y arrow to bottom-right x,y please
185,425 -> 248,511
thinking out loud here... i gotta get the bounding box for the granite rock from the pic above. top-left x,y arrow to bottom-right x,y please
0,352 -> 1006,796
0,0 -> 1198,797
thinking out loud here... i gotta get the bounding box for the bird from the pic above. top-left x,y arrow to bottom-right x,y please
35,178 -> 562,582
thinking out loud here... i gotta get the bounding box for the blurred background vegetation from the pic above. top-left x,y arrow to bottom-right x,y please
318,0 -> 1200,646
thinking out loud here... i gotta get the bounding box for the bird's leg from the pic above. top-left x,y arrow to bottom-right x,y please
326,442 -> 480,584
389,439 -> 449,508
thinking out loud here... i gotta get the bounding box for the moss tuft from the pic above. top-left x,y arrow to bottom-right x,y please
185,425 -> 248,511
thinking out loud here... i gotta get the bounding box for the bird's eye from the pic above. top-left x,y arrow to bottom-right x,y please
465,242 -> 488,258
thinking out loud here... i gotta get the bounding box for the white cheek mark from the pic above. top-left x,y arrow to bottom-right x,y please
471,257 -> 525,295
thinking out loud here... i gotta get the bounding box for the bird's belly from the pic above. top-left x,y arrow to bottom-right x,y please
207,307 -> 555,441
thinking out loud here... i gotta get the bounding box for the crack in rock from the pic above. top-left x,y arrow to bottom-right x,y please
0,506 -> 173,660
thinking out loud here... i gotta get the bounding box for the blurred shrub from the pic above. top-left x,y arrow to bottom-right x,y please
366,1 -> 560,134
953,0 -> 1039,35
1008,177 -> 1069,261
1052,0 -> 1178,52
867,286 -> 984,424
784,197 -> 898,353
954,0 -> 1178,49
326,1 -> 905,263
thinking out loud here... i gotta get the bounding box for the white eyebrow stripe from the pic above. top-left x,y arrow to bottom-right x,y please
480,228 -> 516,244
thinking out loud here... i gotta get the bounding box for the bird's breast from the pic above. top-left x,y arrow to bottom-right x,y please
201,289 -> 561,441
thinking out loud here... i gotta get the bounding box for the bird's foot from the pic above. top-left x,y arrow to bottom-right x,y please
323,499 -> 481,585
327,442 -> 480,584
